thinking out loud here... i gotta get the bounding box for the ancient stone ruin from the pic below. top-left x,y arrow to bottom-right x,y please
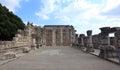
1,22 -> 120,63
78,27 -> 120,63
0,23 -> 77,54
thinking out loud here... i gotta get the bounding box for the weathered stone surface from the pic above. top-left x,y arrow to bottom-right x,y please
100,27 -> 110,33
86,30 -> 94,52
78,34 -> 85,48
115,30 -> 120,48
92,34 -> 100,48
0,51 -> 16,60
23,47 -> 31,53
43,25 -> 76,46
110,27 -> 120,33
99,27 -> 116,58
87,30 -> 92,36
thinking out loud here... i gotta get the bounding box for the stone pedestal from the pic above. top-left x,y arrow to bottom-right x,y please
86,30 -> 94,52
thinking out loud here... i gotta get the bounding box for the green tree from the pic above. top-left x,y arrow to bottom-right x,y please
0,3 -> 25,40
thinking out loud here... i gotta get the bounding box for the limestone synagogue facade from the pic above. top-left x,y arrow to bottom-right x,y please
42,25 -> 76,46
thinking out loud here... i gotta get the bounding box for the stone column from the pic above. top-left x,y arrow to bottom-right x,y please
99,27 -> 110,58
115,30 -> 120,64
115,30 -> 120,48
80,34 -> 85,48
86,30 -> 94,52
73,30 -> 76,44
60,28 -> 63,46
52,29 -> 56,46
43,30 -> 46,46
75,34 -> 78,45
70,29 -> 73,45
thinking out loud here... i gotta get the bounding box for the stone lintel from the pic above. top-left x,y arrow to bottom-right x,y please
110,27 -> 120,33
100,27 -> 110,33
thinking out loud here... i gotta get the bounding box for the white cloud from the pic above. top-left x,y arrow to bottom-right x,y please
36,13 -> 49,20
0,0 -> 21,12
35,0 -> 57,20
102,0 -> 120,13
25,0 -> 29,2
1,0 -> 120,35
106,17 -> 120,27
60,0 -> 120,34
55,0 -> 104,29
36,0 -> 106,33
1,0 -> 119,35
0,0 -> 29,12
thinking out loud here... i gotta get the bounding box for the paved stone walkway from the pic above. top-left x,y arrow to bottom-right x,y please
0,46 -> 120,70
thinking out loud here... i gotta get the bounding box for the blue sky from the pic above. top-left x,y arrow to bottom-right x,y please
0,0 -> 120,35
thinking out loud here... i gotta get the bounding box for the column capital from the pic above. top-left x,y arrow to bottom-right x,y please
87,30 -> 92,36
80,34 -> 85,38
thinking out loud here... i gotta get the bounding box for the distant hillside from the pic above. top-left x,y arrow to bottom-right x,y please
0,4 -> 25,41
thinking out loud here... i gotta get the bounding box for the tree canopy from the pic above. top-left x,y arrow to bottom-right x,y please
0,4 -> 25,41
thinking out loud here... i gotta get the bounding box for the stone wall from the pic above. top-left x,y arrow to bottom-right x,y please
0,22 -> 36,52
0,35 -> 30,53
0,41 -> 15,51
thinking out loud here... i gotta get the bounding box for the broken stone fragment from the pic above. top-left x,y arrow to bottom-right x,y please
23,47 -> 31,53
0,51 -> 16,60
